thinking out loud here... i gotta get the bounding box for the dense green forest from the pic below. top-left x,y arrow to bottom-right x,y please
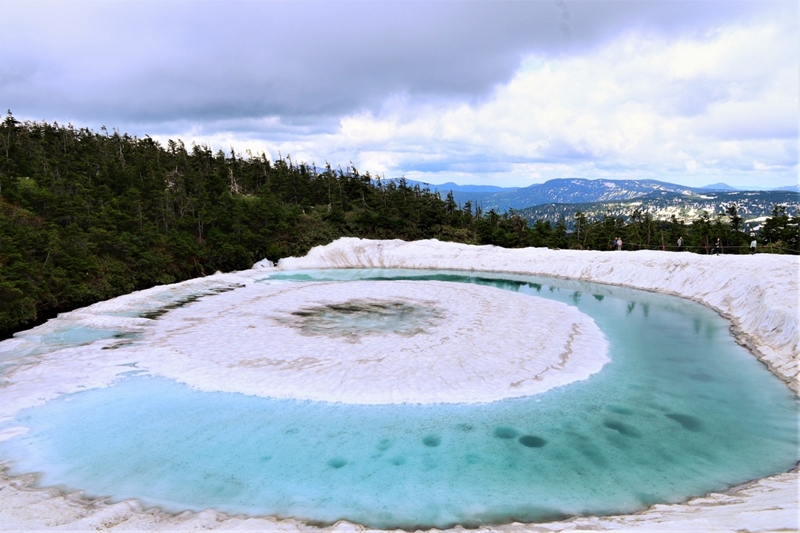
1,112 -> 797,339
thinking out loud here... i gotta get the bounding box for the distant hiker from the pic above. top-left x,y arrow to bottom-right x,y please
750,238 -> 757,254
677,236 -> 683,251
616,237 -> 623,251
712,238 -> 721,255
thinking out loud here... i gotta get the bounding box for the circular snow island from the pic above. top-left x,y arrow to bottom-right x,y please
145,280 -> 609,404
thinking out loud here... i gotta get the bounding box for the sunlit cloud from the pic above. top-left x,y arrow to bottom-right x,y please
201,17 -> 793,189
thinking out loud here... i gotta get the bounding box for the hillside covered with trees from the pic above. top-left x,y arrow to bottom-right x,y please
1,112 -> 797,338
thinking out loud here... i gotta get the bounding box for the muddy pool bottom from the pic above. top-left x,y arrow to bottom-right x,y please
0,270 -> 797,530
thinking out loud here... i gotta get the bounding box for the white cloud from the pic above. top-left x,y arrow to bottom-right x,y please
140,11 -> 797,189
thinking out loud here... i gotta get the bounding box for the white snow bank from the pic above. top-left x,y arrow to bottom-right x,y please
278,238 -> 799,392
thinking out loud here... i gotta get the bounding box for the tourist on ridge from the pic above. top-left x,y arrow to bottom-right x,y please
750,238 -> 757,254
677,236 -> 683,251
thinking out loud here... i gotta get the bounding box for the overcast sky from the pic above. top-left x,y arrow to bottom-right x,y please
2,0 -> 797,189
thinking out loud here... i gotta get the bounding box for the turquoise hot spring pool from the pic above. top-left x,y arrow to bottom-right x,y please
0,269 -> 796,529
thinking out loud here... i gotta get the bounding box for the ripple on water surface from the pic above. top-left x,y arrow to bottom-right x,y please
0,270 -> 797,530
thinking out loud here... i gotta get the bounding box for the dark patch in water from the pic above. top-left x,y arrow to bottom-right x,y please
390,456 -> 406,466
376,439 -> 393,451
327,458 -> 347,469
455,423 -> 474,432
465,453 -> 480,464
687,372 -> 714,382
605,405 -> 635,415
493,426 -> 519,439
635,492 -> 662,506
666,413 -> 703,432
603,420 -> 642,438
577,445 -> 607,467
518,435 -> 547,448
422,435 -> 441,447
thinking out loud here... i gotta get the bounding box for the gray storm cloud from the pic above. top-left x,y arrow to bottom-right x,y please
1,0 -> 773,127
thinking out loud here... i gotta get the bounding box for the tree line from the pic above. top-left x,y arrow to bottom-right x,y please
1,112 -> 797,338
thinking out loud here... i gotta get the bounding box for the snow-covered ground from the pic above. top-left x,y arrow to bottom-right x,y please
0,238 -> 797,532
139,280 -> 608,404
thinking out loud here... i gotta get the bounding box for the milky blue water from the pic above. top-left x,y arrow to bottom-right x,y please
0,269 -> 797,529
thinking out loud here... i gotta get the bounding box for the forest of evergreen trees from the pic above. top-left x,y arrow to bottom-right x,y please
1,112 -> 797,339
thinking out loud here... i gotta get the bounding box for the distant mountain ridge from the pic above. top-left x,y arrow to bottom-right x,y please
411,178 -> 702,212
406,178 -> 798,212
516,190 -> 800,230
